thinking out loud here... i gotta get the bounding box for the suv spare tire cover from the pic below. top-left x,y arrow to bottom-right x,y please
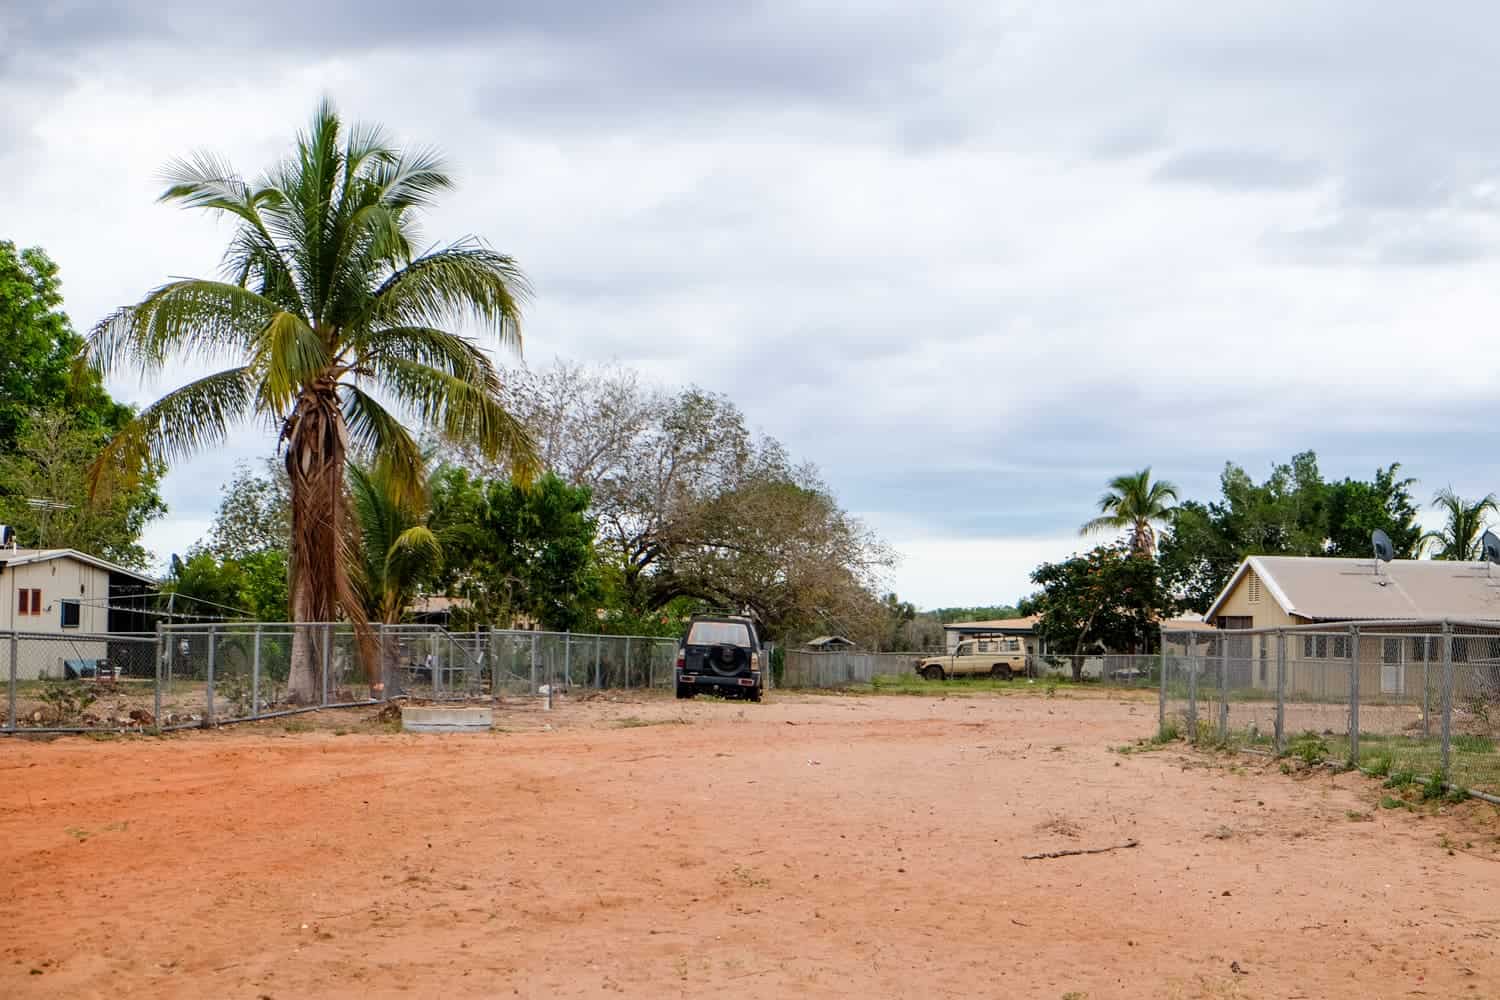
710,642 -> 746,676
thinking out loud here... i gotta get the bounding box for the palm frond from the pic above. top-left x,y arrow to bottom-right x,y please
340,385 -> 427,507
356,326 -> 501,388
364,242 -> 530,349
88,367 -> 256,498
87,280 -> 278,377
252,312 -> 331,414
376,358 -> 538,481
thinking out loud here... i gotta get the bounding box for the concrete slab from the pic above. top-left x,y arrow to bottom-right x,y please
401,706 -> 494,733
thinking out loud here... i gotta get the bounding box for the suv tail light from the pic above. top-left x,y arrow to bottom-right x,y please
675,648 -> 685,669
750,651 -> 761,672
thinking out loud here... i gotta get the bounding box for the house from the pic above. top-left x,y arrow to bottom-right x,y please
1196,554 -> 1500,697
804,635 -> 855,651
0,547 -> 158,679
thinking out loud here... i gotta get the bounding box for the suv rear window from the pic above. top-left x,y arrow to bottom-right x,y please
687,621 -> 752,647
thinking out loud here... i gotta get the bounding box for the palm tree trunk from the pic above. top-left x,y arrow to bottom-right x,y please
284,387 -> 353,703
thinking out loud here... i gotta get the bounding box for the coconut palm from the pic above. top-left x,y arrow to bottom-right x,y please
86,100 -> 537,700
1080,467 -> 1179,557
1418,487 -> 1498,560
349,459 -> 443,626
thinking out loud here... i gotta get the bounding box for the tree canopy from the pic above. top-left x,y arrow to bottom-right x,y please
1021,544 -> 1174,678
1157,452 -> 1421,611
0,241 -> 164,565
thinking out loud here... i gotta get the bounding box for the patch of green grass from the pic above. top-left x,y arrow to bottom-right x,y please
1420,772 -> 1449,802
1379,795 -> 1409,810
1383,770 -> 1417,790
1156,720 -> 1181,743
1346,810 -> 1373,821
1289,732 -> 1330,765
280,719 -> 314,734
1362,751 -> 1394,777
1453,733 -> 1495,754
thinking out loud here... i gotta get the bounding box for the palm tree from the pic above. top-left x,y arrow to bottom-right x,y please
349,459 -> 443,627
86,100 -> 537,701
1419,487 -> 1498,560
1080,467 -> 1179,557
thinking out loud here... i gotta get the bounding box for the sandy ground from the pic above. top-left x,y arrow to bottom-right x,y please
1,689 -> 1497,999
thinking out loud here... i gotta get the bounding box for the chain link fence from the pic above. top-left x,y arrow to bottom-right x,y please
0,624 -> 694,734
1159,620 -> 1500,799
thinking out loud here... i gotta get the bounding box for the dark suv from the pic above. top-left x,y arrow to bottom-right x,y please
674,615 -> 764,701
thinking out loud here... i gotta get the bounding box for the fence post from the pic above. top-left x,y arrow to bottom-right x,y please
594,634 -> 602,689
1157,634 -> 1167,733
530,632 -> 538,695
624,636 -> 632,690
1441,621 -> 1453,776
564,631 -> 572,690
252,625 -> 262,720
205,623 -> 217,728
1186,633 -> 1198,742
1347,624 -> 1360,765
321,624 -> 331,707
154,624 -> 164,725
1217,634 -> 1228,743
1274,630 -> 1286,753
1422,636 -> 1430,740
7,630 -> 17,730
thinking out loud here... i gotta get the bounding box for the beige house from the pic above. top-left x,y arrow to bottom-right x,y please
0,548 -> 157,679
1198,555 -> 1500,696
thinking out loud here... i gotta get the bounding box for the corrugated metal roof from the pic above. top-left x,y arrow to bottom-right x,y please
1206,555 -> 1500,622
943,615 -> 1041,632
0,547 -> 156,584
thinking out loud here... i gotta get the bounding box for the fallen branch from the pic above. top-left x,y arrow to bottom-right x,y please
1023,839 -> 1139,861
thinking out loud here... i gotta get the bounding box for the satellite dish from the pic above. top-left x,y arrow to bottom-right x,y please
0,525 -> 13,547
1371,529 -> 1395,563
1482,530 -> 1500,566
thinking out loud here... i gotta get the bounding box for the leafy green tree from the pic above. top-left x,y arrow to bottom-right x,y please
164,551 -> 252,618
1021,544 -> 1174,679
238,548 -> 291,621
1159,452 -> 1424,611
429,467 -> 598,631
85,101 -> 537,701
205,460 -> 291,560
1080,467 -> 1179,557
0,241 -> 129,448
1324,464 -> 1420,558
1419,487 -> 1498,560
0,410 -> 165,566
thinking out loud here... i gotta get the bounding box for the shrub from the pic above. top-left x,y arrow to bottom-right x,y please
38,681 -> 97,724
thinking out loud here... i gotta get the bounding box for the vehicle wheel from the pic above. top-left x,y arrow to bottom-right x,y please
748,689 -> 763,703
990,665 -> 1009,678
921,665 -> 945,681
675,684 -> 696,699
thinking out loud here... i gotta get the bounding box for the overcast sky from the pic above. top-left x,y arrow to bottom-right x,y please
6,1 -> 1500,609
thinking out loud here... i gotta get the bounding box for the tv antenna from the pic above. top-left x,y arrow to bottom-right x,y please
25,497 -> 72,547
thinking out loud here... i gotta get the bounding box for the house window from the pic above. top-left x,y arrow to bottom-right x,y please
1247,575 -> 1262,604
1303,635 -> 1327,659
1382,638 -> 1401,664
17,589 -> 41,616
1217,616 -> 1252,630
60,599 -> 80,629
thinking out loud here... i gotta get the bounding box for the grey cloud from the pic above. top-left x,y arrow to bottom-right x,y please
1154,148 -> 1324,191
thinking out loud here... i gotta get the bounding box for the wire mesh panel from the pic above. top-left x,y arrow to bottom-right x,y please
1450,623 -> 1500,794
6,632 -> 159,731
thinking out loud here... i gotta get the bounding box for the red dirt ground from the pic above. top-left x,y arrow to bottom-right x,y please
1,690 -> 1497,999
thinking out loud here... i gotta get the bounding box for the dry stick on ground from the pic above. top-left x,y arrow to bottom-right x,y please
1022,838 -> 1140,861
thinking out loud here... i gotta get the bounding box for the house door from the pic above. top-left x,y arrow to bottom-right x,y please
1381,638 -> 1403,695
